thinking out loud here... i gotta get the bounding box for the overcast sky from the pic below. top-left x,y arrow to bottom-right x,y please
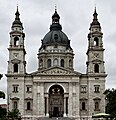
0,0 -> 116,104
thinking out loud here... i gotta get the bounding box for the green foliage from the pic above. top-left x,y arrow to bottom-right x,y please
0,106 -> 7,119
0,91 -> 5,99
0,74 -> 3,79
0,74 -> 5,99
0,108 -> 22,120
104,88 -> 116,118
7,109 -> 21,120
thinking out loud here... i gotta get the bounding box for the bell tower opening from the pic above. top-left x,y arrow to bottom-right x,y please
14,36 -> 19,46
49,85 -> 64,117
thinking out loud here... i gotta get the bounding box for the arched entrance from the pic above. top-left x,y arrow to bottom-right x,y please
49,85 -> 64,117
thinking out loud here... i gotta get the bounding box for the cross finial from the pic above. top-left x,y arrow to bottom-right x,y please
94,4 -> 96,12
93,5 -> 98,17
17,0 -> 19,6
17,4 -> 18,11
55,4 -> 57,12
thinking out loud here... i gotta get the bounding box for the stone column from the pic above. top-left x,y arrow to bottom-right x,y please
75,82 -> 80,117
33,82 -> 37,115
46,95 -> 49,117
39,83 -> 44,116
63,97 -> 67,117
68,82 -> 73,117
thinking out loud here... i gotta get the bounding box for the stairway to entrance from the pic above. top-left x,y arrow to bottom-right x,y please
36,117 -> 73,120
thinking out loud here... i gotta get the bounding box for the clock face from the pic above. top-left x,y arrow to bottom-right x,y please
94,53 -> 99,58
13,53 -> 18,58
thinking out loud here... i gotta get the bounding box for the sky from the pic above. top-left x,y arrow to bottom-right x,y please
0,0 -> 116,104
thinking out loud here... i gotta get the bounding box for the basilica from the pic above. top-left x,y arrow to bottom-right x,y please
6,6 -> 107,120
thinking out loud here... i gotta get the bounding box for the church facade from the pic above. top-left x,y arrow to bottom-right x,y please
6,7 -> 107,120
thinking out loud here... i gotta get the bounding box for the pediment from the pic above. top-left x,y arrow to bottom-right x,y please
25,97 -> 33,100
11,58 -> 21,64
10,31 -> 21,34
10,97 -> 19,100
32,67 -> 80,76
93,31 -> 103,35
92,59 -> 102,63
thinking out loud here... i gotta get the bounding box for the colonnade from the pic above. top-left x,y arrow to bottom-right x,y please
45,93 -> 68,117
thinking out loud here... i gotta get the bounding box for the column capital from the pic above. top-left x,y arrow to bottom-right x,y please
64,93 -> 68,98
44,93 -> 49,98
64,97 -> 67,117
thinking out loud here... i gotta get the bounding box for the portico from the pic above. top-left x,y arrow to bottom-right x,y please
45,84 -> 68,117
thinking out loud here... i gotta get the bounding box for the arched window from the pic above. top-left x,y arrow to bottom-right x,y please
82,102 -> 86,110
94,37 -> 99,46
14,63 -> 18,73
27,102 -> 31,110
95,101 -> 99,110
14,36 -> 19,46
61,59 -> 64,67
54,34 -> 58,40
47,59 -> 51,68
94,64 -> 99,73
69,59 -> 72,68
53,58 -> 58,66
14,101 -> 18,109
39,59 -> 43,68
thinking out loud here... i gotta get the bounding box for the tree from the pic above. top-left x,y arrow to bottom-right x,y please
7,109 -> 22,120
0,91 -> 5,99
104,89 -> 116,118
0,106 -> 7,119
0,74 -> 5,99
0,74 -> 3,80
0,73 -> 6,119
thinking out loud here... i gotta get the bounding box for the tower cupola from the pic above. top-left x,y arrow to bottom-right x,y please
90,7 -> 101,29
12,6 -> 23,29
50,9 -> 62,31
52,9 -> 60,23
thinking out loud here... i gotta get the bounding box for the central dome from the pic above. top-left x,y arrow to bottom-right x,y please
41,9 -> 71,48
42,30 -> 69,45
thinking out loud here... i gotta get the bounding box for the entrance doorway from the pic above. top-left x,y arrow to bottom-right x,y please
49,85 -> 64,117
53,107 -> 59,117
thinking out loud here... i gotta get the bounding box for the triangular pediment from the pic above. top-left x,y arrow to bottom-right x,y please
31,66 -> 81,76
11,58 -> 21,64
93,31 -> 103,35
92,59 -> 102,63
10,31 -> 21,34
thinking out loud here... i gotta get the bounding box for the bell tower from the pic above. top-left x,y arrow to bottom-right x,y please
86,8 -> 106,75
7,6 -> 26,75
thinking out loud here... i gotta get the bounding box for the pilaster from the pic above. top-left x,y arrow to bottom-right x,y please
33,82 -> 37,115
75,82 -> 80,117
68,82 -> 72,117
63,95 -> 66,117
39,83 -> 45,116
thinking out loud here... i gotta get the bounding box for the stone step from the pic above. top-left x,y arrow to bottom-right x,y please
37,117 -> 72,120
